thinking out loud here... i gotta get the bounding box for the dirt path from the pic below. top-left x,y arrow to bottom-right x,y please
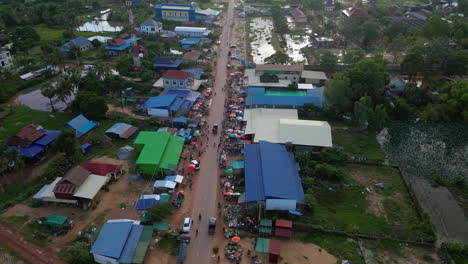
0,224 -> 65,264
107,104 -> 149,120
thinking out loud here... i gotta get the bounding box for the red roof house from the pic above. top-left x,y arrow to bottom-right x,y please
342,0 -> 369,19
80,162 -> 123,180
108,38 -> 127,47
275,220 -> 293,238
163,70 -> 194,79
290,8 -> 307,22
7,124 -> 46,147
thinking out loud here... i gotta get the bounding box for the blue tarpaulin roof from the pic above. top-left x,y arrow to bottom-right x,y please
17,144 -> 45,159
247,87 -> 265,95
66,114 -> 97,137
154,57 -> 183,68
182,68 -> 203,79
117,224 -> 144,263
105,43 -> 131,51
134,198 -> 163,210
245,141 -> 304,204
306,86 -> 326,106
34,130 -> 61,146
169,97 -> 183,111
91,221 -> 134,259
245,95 -> 321,107
142,95 -> 177,109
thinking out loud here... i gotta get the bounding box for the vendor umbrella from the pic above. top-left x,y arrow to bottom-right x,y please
231,236 -> 241,243
238,98 -> 245,102
227,128 -> 234,133
236,117 -> 243,121
224,192 -> 233,196
230,134 -> 237,138
235,134 -> 241,139
232,192 -> 241,196
190,141 -> 197,145
225,169 -> 233,174
187,164 -> 196,170
224,182 -> 231,187
237,130 -> 244,135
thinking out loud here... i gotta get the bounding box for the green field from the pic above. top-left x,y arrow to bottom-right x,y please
0,106 -> 72,143
332,128 -> 385,161
302,164 -> 428,240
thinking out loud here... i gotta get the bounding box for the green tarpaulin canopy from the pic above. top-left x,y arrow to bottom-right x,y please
255,237 -> 270,254
132,226 -> 153,263
259,219 -> 272,234
153,222 -> 170,231
230,161 -> 244,169
45,214 -> 67,228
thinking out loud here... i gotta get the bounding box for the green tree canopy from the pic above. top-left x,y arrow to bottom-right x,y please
421,15 -> 450,40
324,72 -> 353,113
70,91 -> 108,120
346,59 -> 386,101
146,202 -> 173,222
264,52 -> 293,64
55,128 -> 82,160
320,51 -> 338,71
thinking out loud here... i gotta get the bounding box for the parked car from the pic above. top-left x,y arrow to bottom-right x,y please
230,44 -> 237,48
182,217 -> 191,233
208,217 -> 216,235
212,124 -> 218,134
191,160 -> 200,171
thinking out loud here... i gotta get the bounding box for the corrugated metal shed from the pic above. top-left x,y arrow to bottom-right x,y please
132,226 -> 152,263
279,119 -> 332,147
117,224 -> 144,263
153,180 -> 177,189
91,221 -> 134,259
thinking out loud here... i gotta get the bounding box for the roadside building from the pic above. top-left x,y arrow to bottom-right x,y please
244,108 -> 332,148
80,161 -> 123,181
140,19 -> 162,34
245,87 -> 326,108
62,37 -> 92,52
163,70 -> 194,89
134,131 -> 184,175
342,0 -> 369,22
244,141 -> 304,210
155,3 -> 197,21
174,26 -> 211,37
104,37 -> 141,56
153,57 -> 184,70
181,51 -> 201,61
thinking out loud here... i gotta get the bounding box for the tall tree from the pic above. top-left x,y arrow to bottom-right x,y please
343,48 -> 365,64
40,84 -> 57,112
264,52 -> 293,64
324,73 -> 353,113
387,34 -> 407,64
70,91 -> 108,120
400,45 -> 427,80
346,59 -> 386,101
421,15 -> 450,40
320,51 -> 338,71
361,20 -> 381,49
55,128 -> 82,161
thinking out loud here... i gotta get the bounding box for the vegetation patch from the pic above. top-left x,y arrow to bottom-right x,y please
0,215 -> 29,230
19,218 -> 50,246
158,233 -> 179,256
332,129 -> 385,161
299,233 -> 364,264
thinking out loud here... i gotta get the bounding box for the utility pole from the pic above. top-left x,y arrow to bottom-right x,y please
125,0 -> 141,69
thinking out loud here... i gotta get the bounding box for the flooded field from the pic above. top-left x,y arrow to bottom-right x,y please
15,89 -> 73,112
249,17 -> 276,64
249,16 -> 310,63
77,9 -> 123,32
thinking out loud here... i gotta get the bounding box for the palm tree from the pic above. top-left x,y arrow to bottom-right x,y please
40,84 -> 58,112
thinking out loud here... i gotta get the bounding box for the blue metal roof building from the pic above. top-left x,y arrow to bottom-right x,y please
153,57 -> 183,69
244,141 -> 304,210
91,221 -> 145,264
155,3 -> 197,22
65,114 -> 97,138
141,95 -> 178,109
182,68 -> 203,79
245,95 -> 321,108
62,37 -> 92,52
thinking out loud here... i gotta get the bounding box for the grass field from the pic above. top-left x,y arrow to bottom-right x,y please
33,24 -> 116,41
303,164 -> 424,240
332,128 -> 385,161
0,106 -> 72,143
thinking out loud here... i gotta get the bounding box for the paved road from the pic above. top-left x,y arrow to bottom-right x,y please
186,0 -> 235,263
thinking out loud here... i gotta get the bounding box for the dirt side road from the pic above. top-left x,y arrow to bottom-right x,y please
0,224 -> 65,264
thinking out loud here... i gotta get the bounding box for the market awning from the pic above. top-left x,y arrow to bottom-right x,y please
152,222 -> 170,231
255,237 -> 270,254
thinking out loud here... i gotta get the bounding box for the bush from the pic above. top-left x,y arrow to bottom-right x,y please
316,149 -> 349,165
314,164 -> 346,182
146,202 -> 173,222
213,246 -> 219,254
58,240 -> 94,264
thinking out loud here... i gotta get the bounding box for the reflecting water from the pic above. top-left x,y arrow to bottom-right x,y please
249,17 -> 276,64
15,89 -> 74,112
77,9 -> 123,32
284,34 -> 309,62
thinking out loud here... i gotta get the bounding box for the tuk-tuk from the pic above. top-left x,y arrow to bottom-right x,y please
212,124 -> 218,134
208,217 -> 216,235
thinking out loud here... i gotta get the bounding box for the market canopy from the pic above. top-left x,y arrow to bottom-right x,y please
45,214 -> 68,228
152,222 -> 169,231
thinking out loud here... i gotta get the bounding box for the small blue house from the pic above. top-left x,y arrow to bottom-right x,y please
65,114 -> 97,138
62,37 -> 92,52
153,57 -> 183,69
179,38 -> 212,49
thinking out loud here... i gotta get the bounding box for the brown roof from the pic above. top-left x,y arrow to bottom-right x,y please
256,64 -> 304,72
290,8 -> 306,18
121,126 -> 139,139
7,124 -> 46,147
163,70 -> 194,79
54,166 -> 91,194
118,33 -> 131,39
182,51 -> 201,61
108,38 -> 126,47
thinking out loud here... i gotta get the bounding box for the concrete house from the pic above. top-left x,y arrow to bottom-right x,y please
163,70 -> 194,89
290,8 -> 307,22
155,3 -> 197,21
174,26 -> 211,37
140,19 -> 162,34
62,37 -> 92,52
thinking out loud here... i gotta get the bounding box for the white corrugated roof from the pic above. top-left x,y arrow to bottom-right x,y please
301,70 -> 327,80
297,83 -> 315,90
279,119 -> 332,147
175,26 -> 208,33
244,108 -> 332,147
41,177 -> 62,199
73,175 -> 107,199
244,109 -> 298,141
